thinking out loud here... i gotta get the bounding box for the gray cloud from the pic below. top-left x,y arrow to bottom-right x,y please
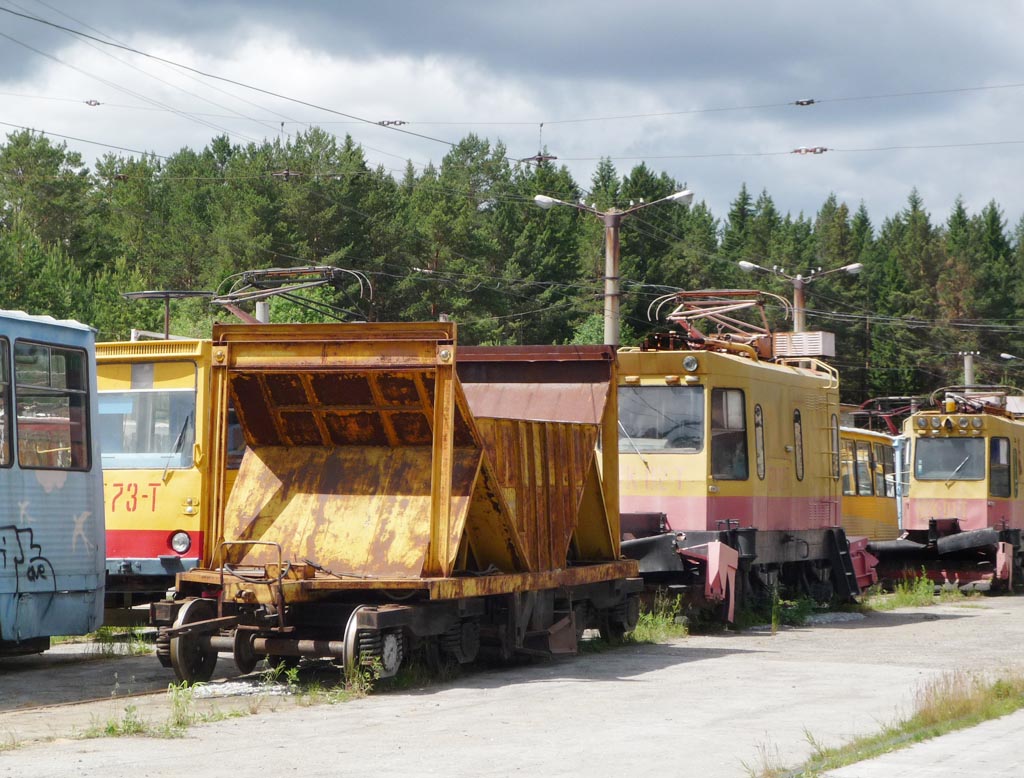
1,0 -> 1022,228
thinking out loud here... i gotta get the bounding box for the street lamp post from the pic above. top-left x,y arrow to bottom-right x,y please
535,189 -> 694,347
737,260 -> 863,333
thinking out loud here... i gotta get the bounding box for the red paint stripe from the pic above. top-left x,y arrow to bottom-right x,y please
621,494 -> 839,532
106,529 -> 202,559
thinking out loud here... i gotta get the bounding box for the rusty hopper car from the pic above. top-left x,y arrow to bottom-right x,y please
151,322 -> 640,683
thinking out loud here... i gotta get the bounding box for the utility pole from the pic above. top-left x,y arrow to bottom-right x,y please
535,190 -> 694,347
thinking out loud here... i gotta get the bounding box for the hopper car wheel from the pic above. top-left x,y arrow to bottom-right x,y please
232,629 -> 259,675
343,605 -> 369,674
169,599 -> 219,684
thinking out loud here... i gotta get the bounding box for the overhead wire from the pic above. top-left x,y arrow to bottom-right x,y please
0,28 -> 262,144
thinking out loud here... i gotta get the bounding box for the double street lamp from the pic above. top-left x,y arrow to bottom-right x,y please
737,260 -> 863,333
535,189 -> 694,347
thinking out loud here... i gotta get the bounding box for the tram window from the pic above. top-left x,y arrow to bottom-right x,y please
841,439 -> 856,496
855,441 -> 874,495
990,437 -> 1011,498
793,409 -> 804,481
711,388 -> 748,480
1014,447 -> 1020,499
754,404 -> 765,480
0,338 -> 10,467
98,360 -> 198,469
914,437 -> 984,480
14,341 -> 90,470
875,442 -> 895,497
617,385 -> 704,453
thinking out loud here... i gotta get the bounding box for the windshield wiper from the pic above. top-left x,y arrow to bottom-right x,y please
944,455 -> 971,487
162,415 -> 192,483
617,420 -> 651,471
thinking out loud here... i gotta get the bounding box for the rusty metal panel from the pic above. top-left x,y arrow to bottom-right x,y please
222,445 -> 481,579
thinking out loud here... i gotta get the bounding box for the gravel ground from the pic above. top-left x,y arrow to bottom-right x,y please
2,597 -> 1023,777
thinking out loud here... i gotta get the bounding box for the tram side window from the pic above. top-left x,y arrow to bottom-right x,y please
840,438 -> 857,495
711,388 -> 748,480
754,404 -> 766,480
0,338 -> 10,467
793,409 -> 805,481
855,441 -> 874,496
875,442 -> 895,497
15,341 -> 90,470
990,437 -> 1011,498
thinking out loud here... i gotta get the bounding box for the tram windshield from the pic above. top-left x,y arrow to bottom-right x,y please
914,437 -> 985,481
618,385 -> 704,452
98,388 -> 196,468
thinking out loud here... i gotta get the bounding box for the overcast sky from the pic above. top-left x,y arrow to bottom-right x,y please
2,0 -> 1023,235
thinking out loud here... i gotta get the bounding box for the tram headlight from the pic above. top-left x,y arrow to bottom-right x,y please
682,356 -> 699,372
972,417 -> 984,429
915,417 -> 928,429
958,417 -> 970,429
930,417 -> 942,429
170,531 -> 191,554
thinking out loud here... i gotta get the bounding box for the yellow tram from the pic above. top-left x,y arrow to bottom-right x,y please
839,426 -> 900,542
617,292 -> 876,618
96,339 -> 242,608
874,386 -> 1024,589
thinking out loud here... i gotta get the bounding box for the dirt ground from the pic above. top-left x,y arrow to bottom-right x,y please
3,597 -> 1024,777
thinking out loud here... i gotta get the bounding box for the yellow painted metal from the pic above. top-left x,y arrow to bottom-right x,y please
190,322 -> 633,601
96,341 -> 214,541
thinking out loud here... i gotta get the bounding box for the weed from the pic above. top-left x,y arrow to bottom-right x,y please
628,591 -> 689,644
862,568 -> 938,611
345,655 -> 381,696
84,704 -> 148,738
741,740 -> 788,778
166,682 -> 198,730
260,660 -> 301,691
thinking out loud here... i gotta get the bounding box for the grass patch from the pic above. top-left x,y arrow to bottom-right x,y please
627,591 -> 689,644
746,668 -> 1024,777
54,626 -> 153,656
859,569 -> 969,612
733,587 -> 819,633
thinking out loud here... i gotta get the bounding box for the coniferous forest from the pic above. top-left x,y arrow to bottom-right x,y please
2,126 -> 1023,404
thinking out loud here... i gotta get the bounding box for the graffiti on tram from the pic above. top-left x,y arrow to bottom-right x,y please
0,524 -> 57,594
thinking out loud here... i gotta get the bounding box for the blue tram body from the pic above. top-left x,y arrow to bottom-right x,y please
0,310 -> 105,654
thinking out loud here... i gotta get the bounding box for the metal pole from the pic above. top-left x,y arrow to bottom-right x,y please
603,211 -> 623,348
792,276 -> 806,334
962,351 -> 976,386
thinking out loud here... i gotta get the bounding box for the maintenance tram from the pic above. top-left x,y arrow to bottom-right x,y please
870,386 -> 1024,590
96,338 -> 242,610
0,310 -> 104,655
616,292 -> 876,619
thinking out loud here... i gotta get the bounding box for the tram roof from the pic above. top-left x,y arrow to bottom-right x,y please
0,309 -> 95,333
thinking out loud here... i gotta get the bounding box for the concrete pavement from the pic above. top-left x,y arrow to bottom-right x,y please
824,709 -> 1024,777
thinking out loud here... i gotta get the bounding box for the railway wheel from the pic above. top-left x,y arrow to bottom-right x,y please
232,629 -> 259,675
169,599 -> 219,684
599,596 -> 640,645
